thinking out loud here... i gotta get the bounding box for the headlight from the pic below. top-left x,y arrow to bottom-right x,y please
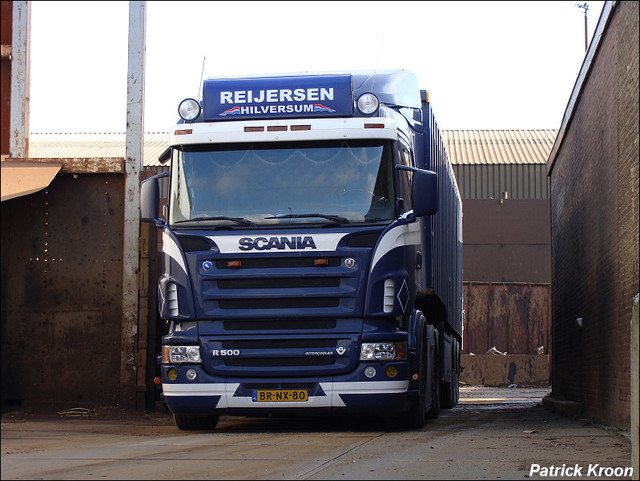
360,342 -> 406,361
357,93 -> 379,115
178,98 -> 201,121
162,345 -> 202,364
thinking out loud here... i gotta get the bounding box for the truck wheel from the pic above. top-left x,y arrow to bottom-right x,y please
173,413 -> 220,431
441,338 -> 460,409
426,340 -> 440,419
440,382 -> 451,409
403,331 -> 428,429
441,373 -> 460,409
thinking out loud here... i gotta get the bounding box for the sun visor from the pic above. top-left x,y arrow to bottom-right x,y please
1,161 -> 63,202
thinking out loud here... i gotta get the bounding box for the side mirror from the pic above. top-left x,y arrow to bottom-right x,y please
411,169 -> 438,217
140,172 -> 169,225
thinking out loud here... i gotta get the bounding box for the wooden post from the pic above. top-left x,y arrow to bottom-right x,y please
121,0 -> 146,410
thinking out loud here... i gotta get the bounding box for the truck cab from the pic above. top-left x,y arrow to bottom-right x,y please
141,70 -> 462,430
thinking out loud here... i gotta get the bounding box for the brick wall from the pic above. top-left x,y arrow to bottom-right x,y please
548,1 -> 639,430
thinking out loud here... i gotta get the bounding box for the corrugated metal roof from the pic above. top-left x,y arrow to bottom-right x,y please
28,132 -> 170,167
28,129 -> 557,168
442,129 -> 557,165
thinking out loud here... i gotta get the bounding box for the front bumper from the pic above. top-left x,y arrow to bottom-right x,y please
161,362 -> 411,416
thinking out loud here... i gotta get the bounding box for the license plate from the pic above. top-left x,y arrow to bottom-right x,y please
252,390 -> 308,402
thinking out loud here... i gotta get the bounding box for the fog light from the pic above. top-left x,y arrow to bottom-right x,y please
385,366 -> 398,378
186,368 -> 197,381
167,368 -> 178,381
364,366 -> 377,378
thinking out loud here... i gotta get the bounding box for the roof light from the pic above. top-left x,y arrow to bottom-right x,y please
244,126 -> 264,132
357,93 -> 379,115
267,125 -> 287,132
178,98 -> 201,121
364,123 -> 385,129
291,124 -> 311,131
174,129 -> 193,135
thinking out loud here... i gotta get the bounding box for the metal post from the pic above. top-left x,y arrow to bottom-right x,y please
9,1 -> 30,159
583,7 -> 588,51
575,3 -> 589,52
121,0 -> 146,410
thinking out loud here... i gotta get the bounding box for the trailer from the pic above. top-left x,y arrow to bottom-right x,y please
141,70 -> 462,430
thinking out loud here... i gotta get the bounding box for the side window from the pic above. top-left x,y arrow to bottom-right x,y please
398,142 -> 413,212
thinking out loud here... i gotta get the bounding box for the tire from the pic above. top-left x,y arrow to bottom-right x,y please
440,338 -> 460,409
440,381 -> 452,409
402,319 -> 428,430
441,371 -> 460,409
426,337 -> 440,419
404,336 -> 428,429
173,413 -> 220,431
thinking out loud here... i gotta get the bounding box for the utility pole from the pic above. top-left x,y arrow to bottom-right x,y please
9,1 -> 30,159
121,0 -> 146,410
575,3 -> 589,52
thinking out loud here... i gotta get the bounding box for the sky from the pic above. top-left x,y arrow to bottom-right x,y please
28,1 -> 605,133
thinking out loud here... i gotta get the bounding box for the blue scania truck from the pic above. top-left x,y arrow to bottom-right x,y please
140,70 -> 462,430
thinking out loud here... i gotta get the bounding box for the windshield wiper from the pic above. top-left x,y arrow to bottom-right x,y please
265,213 -> 349,224
174,216 -> 256,226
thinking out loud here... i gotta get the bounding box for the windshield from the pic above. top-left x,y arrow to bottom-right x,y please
169,140 -> 395,227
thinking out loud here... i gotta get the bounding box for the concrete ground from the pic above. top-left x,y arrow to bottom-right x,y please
1,386 -> 633,480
